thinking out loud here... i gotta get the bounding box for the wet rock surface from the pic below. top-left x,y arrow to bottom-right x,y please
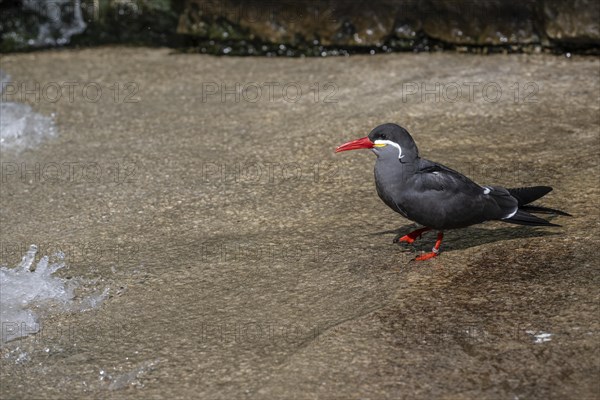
177,0 -> 600,54
0,48 -> 598,399
2,0 -> 599,53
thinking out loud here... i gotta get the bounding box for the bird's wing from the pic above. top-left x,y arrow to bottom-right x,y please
407,159 -> 518,227
415,160 -> 482,195
416,159 -> 517,207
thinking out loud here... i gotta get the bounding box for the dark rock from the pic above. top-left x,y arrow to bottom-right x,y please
542,0 -> 600,45
177,0 -> 399,47
420,0 -> 540,46
177,0 -> 600,53
0,0 -> 180,52
1,0 -> 599,53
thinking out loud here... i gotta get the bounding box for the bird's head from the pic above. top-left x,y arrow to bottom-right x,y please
335,123 -> 419,163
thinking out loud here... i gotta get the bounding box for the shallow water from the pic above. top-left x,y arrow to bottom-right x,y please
0,48 -> 598,399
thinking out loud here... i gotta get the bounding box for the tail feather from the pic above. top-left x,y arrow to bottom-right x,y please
508,186 -> 552,206
521,205 -> 572,217
504,210 -> 561,227
501,186 -> 570,226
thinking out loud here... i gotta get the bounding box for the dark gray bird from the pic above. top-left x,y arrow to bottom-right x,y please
335,123 -> 570,261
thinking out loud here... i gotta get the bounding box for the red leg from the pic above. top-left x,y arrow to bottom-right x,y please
394,227 -> 432,244
415,232 -> 444,261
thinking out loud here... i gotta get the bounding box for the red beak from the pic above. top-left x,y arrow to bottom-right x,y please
335,137 -> 374,153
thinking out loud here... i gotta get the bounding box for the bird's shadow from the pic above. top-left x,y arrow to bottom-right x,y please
369,223 -> 560,253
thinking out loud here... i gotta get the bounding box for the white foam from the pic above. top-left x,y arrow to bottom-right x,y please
1,70 -> 57,151
22,0 -> 87,47
0,245 -> 108,343
0,102 -> 57,151
526,330 -> 552,344
100,359 -> 161,390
